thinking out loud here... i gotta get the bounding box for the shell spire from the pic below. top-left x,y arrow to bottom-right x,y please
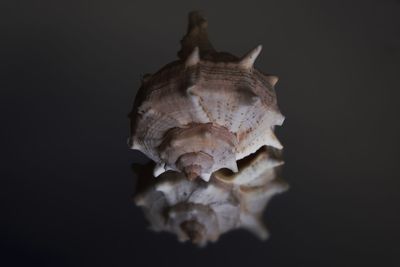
178,11 -> 215,60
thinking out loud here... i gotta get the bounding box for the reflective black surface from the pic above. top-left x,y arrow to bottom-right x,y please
1,1 -> 399,266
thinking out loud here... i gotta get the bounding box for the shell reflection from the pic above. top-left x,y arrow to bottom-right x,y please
133,146 -> 288,246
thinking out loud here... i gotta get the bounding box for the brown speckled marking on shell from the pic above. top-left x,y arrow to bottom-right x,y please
129,11 -> 284,181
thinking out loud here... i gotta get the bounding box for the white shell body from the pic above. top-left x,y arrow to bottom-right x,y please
134,146 -> 288,246
129,12 -> 284,181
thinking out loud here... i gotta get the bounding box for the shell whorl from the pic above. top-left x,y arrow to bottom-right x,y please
129,11 -> 284,181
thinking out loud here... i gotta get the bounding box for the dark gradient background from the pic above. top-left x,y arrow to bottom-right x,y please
1,0 -> 399,266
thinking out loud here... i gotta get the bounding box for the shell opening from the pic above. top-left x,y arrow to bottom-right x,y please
158,123 -> 238,180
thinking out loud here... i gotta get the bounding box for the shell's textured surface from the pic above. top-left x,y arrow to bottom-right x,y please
133,146 -> 288,246
129,11 -> 284,181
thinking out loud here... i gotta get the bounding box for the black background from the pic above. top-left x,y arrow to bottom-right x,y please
1,0 -> 399,266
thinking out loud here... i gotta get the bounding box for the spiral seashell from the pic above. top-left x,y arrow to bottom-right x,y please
133,146 -> 288,246
129,11 -> 284,181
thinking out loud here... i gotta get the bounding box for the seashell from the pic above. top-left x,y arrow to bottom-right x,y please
129,11 -> 284,181
133,146 -> 288,246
